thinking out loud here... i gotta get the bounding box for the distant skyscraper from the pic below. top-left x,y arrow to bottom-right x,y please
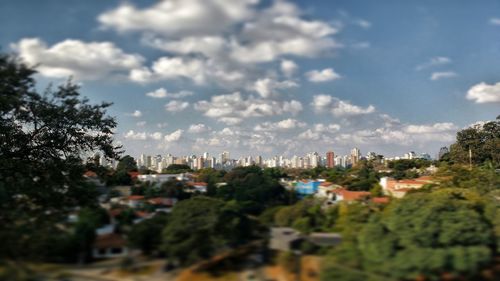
350,147 -> 361,166
326,151 -> 335,168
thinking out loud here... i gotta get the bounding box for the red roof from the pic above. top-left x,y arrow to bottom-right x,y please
372,197 -> 390,204
320,182 -> 334,187
128,171 -> 139,179
128,195 -> 145,200
148,197 -> 176,206
341,190 -> 371,201
84,171 -> 98,178
135,211 -> 150,218
188,182 -> 207,187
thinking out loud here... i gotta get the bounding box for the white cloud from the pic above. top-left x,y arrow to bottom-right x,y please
253,78 -> 298,98
188,123 -> 211,133
415,56 -> 451,71
355,19 -> 372,29
146,88 -> 194,99
306,68 -> 341,82
404,122 -> 457,134
149,132 -> 163,140
311,94 -> 333,112
130,56 -> 244,85
281,59 -> 298,77
164,129 -> 184,142
165,100 -> 190,112
332,100 -> 375,116
311,95 -> 375,116
195,92 -> 303,122
430,71 -> 457,81
124,130 -> 163,141
124,130 -> 147,140
98,0 -> 257,36
489,18 -> 500,25
254,118 -> 306,131
466,82 -> 500,103
12,38 -> 144,80
136,121 -> 147,127
129,110 -> 142,117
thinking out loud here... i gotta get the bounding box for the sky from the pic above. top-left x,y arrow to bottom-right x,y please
1,0 -> 499,159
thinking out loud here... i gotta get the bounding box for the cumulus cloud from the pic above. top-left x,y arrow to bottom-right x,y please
12,38 -> 143,80
124,130 -> 163,141
194,92 -> 303,123
146,88 -> 194,99
98,0 -> 257,36
415,56 -> 451,71
164,129 -> 184,142
253,78 -> 298,98
306,68 -> 341,82
129,110 -> 142,117
281,59 -> 298,77
466,82 -> 500,103
188,123 -> 211,133
430,71 -> 457,81
165,100 -> 190,112
311,95 -> 375,117
254,118 -> 306,131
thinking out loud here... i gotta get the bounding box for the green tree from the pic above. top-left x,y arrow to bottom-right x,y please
449,116 -> 500,167
128,214 -> 168,256
162,197 -> 256,265
0,54 -> 120,260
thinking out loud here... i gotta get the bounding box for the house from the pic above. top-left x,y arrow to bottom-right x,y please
380,176 -> 435,198
137,173 -> 193,184
92,233 -> 128,259
187,182 -> 208,193
127,195 -> 145,208
331,188 -> 371,203
315,182 -> 343,201
294,180 -> 321,197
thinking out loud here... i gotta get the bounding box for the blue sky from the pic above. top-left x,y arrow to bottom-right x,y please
1,0 -> 499,158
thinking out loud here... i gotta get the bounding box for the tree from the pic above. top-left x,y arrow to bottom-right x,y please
162,197 -> 257,265
129,214 -> 168,256
116,155 -> 137,172
324,190 -> 496,280
217,166 -> 291,214
0,54 -> 120,260
449,116 -> 500,167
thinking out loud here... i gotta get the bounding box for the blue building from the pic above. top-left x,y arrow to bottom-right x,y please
294,180 -> 321,197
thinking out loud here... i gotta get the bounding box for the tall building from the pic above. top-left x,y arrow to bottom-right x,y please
350,147 -> 361,166
326,151 -> 335,168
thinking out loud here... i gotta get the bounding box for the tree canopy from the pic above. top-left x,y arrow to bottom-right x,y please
0,53 -> 120,260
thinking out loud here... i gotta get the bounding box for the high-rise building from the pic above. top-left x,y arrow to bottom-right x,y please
350,148 -> 361,166
326,151 -> 335,168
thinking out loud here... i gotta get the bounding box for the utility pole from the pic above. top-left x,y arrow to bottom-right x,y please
469,147 -> 472,169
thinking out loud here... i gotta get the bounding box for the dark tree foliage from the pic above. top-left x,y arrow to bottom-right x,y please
323,190 -> 497,281
116,155 -> 137,172
449,116 -> 500,167
162,164 -> 192,174
217,166 -> 292,214
0,54 -> 120,260
162,197 -> 258,265
129,213 -> 168,256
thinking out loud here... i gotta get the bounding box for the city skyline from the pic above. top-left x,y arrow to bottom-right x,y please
1,0 -> 499,158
